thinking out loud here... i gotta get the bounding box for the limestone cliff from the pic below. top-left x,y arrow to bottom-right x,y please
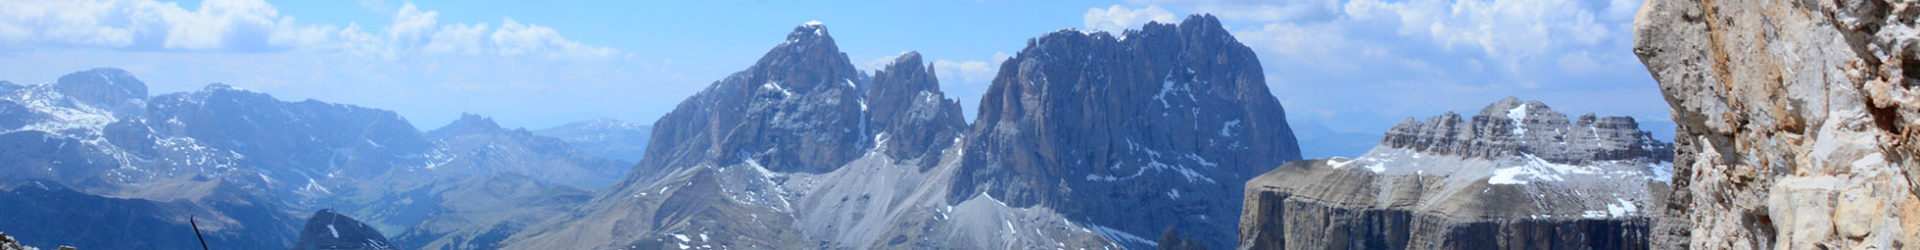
1632,0 -> 1920,248
1237,98 -> 1670,249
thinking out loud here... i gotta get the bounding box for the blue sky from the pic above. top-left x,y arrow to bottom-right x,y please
0,0 -> 1670,157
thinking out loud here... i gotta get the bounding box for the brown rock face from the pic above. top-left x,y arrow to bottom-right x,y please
1632,0 -> 1920,248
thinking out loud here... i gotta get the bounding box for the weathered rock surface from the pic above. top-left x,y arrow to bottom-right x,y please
1238,98 -> 1670,249
953,14 -> 1301,249
1632,0 -> 1920,248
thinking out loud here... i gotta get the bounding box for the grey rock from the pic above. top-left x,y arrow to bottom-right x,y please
1632,0 -> 1920,248
952,14 -> 1301,249
865,52 -> 967,170
1237,98 -> 1670,249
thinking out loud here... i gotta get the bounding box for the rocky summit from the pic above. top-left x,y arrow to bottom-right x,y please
499,21 -> 1031,249
952,14 -> 1301,249
1238,98 -> 1671,249
1633,0 -> 1920,248
290,209 -> 395,250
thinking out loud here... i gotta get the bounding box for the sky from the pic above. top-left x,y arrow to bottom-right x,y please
0,0 -> 1671,157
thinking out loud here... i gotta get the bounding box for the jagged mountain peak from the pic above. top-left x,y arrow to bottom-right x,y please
427,113 -> 507,138
872,51 -> 937,96
867,50 -> 967,169
788,20 -> 831,42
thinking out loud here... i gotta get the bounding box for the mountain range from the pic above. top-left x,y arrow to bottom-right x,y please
0,68 -> 629,249
0,12 -> 1719,250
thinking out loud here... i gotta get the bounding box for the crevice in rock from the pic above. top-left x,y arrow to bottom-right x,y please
1865,97 -> 1903,137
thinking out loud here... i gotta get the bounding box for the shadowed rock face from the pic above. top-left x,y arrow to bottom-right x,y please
636,22 -> 872,176
1238,98 -> 1670,250
1632,0 -> 1920,248
866,52 -> 967,170
291,209 -> 395,250
501,23 -> 987,250
952,14 -> 1301,249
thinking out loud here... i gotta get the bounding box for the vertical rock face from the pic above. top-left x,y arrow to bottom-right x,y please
953,14 -> 1301,249
1237,98 -> 1671,249
866,52 -> 968,170
503,23 -> 993,250
638,22 -> 874,177
291,209 -> 396,250
1632,0 -> 1920,248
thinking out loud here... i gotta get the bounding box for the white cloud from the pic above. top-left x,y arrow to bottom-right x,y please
1097,0 -> 1667,143
1083,5 -> 1177,33
1125,0 -> 1343,22
0,0 -> 619,60
0,0 -> 311,51
932,51 -> 1009,85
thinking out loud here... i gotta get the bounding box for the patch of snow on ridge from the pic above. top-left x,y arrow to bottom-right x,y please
1486,153 -> 1602,185
1649,161 -> 1674,183
1606,198 -> 1637,217
1327,157 -> 1353,169
1088,224 -> 1155,247
761,81 -> 793,97
1506,103 -> 1528,135
1488,167 -> 1532,185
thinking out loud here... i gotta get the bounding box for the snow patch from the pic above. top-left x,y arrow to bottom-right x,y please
1220,119 -> 1242,137
327,224 -> 339,238
761,81 -> 793,97
1088,224 -> 1155,247
1648,161 -> 1674,183
1486,153 -> 1600,184
1506,103 -> 1528,135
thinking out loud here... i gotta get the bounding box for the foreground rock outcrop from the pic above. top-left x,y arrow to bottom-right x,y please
1633,0 -> 1920,248
1238,98 -> 1670,249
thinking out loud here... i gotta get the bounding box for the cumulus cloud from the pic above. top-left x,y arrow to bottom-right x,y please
0,0 -> 314,51
1124,0 -> 1344,22
1096,0 -> 1668,142
0,0 -> 618,60
1113,0 -> 1643,88
1083,5 -> 1176,33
